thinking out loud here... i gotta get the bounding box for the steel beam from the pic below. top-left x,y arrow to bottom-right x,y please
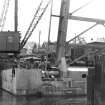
68,15 -> 105,24
70,49 -> 98,65
71,1 -> 92,15
70,47 -> 105,65
67,23 -> 97,43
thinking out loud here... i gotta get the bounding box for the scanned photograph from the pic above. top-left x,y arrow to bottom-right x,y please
0,0 -> 104,105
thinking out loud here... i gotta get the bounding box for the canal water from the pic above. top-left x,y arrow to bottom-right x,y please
0,90 -> 87,105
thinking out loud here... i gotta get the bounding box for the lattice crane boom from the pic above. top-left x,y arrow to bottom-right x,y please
0,0 -> 11,31
20,0 -> 51,49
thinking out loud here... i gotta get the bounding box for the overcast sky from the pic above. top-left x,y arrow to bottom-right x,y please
1,0 -> 105,44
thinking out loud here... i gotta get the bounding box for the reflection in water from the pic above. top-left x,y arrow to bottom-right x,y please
0,89 -> 87,105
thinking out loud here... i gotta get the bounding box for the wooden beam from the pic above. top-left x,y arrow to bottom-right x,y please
56,0 -> 70,62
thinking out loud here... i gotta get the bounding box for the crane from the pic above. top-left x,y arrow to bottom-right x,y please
0,0 -> 11,31
20,0 -> 51,50
56,0 -> 93,65
55,0 -> 70,78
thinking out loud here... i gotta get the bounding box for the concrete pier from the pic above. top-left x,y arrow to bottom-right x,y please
1,68 -> 42,95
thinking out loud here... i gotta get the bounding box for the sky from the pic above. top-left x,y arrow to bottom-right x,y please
1,0 -> 105,44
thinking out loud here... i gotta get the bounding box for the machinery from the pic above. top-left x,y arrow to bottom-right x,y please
0,0 -> 105,100
0,0 -> 20,57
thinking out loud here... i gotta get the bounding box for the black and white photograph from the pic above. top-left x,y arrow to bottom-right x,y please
0,0 -> 104,105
